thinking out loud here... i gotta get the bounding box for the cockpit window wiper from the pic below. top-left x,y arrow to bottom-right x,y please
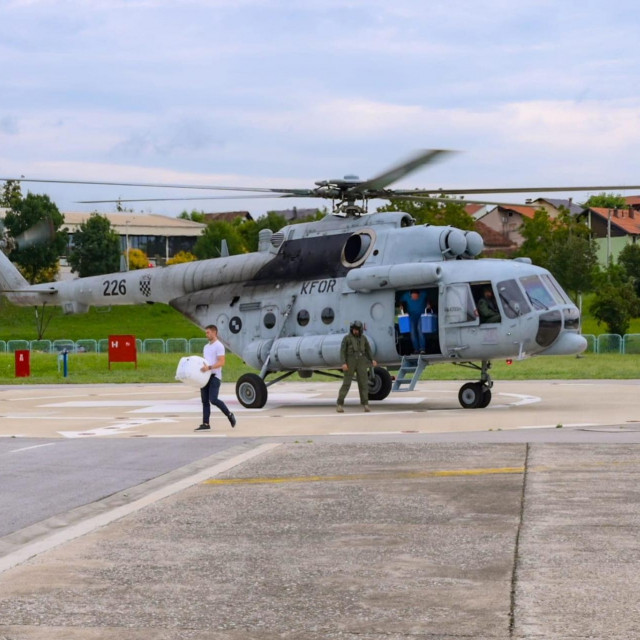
526,293 -> 549,310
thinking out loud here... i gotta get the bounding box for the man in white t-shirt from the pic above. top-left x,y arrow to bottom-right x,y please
195,324 -> 236,431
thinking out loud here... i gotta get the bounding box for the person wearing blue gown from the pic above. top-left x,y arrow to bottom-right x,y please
400,290 -> 428,353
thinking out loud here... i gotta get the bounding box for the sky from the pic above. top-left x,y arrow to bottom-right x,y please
2,0 -> 640,218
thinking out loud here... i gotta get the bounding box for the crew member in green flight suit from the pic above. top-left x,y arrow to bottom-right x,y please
336,320 -> 377,413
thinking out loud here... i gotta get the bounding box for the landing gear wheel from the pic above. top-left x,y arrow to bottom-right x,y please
458,382 -> 483,409
236,373 -> 268,409
477,386 -> 492,408
368,366 -> 392,401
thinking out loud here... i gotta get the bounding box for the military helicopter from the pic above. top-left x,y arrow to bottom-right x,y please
2,150 -> 637,409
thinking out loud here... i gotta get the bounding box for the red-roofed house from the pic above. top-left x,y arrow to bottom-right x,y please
475,204 -> 540,247
623,196 -> 640,211
582,206 -> 640,263
474,220 -> 518,256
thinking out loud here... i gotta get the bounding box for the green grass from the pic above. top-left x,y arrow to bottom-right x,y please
1,297 -> 639,385
0,299 -> 200,341
0,352 -> 637,386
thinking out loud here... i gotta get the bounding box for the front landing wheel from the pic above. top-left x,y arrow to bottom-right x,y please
236,373 -> 268,409
458,382 -> 483,409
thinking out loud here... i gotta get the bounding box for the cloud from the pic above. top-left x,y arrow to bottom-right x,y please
0,116 -> 19,135
111,118 -> 225,158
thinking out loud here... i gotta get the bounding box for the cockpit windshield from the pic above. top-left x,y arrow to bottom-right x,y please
520,275 -> 556,310
541,273 -> 573,305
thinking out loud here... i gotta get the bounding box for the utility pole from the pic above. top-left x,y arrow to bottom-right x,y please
607,209 -> 612,266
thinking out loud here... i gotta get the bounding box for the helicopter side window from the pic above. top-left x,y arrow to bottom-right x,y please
321,307 -> 335,325
444,284 -> 477,325
520,275 -> 555,311
297,309 -> 310,327
496,279 -> 530,319
263,312 -> 276,329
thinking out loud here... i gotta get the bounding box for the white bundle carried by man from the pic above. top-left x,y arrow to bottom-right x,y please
175,356 -> 211,388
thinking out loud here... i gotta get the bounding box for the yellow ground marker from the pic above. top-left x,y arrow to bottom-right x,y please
203,466 -> 526,486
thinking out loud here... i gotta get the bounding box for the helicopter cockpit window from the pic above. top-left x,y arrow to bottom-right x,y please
541,274 -> 572,305
263,312 -> 276,329
321,307 -> 335,325
341,231 -> 375,268
497,279 -> 530,319
297,309 -> 310,327
520,275 -> 555,311
444,284 -> 477,325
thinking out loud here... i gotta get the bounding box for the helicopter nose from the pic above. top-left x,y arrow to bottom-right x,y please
538,332 -> 588,356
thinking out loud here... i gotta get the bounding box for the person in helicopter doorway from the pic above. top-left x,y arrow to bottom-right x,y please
336,320 -> 377,413
477,286 -> 501,323
400,289 -> 429,353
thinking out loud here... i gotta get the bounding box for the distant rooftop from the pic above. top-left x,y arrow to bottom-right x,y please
62,212 -> 205,236
530,197 -> 584,216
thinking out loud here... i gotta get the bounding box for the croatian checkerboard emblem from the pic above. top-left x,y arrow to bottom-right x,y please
139,274 -> 151,297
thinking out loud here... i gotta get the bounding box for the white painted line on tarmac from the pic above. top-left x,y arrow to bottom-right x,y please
2,415 -> 114,421
7,388 -> 193,402
0,414 -> 69,419
58,418 -> 179,438
0,442 -> 281,575
44,400 -> 156,407
497,393 -> 541,406
9,443 -> 57,453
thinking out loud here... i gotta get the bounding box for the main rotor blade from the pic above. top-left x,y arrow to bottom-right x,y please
355,149 -> 455,192
77,194 -> 301,204
0,176 -> 315,195
410,185 -> 640,195
392,194 -> 541,208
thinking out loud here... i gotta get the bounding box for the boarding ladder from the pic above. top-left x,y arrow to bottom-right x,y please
391,355 -> 428,392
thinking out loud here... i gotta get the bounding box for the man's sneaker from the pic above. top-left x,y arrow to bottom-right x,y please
194,423 -> 211,431
363,405 -> 371,413
228,413 -> 236,428
336,405 -> 344,413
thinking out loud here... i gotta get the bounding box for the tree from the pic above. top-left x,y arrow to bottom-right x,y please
517,209 -> 555,268
68,214 -> 121,277
377,197 -> 475,230
584,193 -> 628,209
518,209 -> 598,299
178,209 -> 206,223
590,264 -> 640,336
618,243 -> 640,297
194,220 -> 246,258
237,211 -> 288,253
167,250 -> 197,265
127,248 -> 151,270
3,193 -> 66,284
1,180 -> 22,208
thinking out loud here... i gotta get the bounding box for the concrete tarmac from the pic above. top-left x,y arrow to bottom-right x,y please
1,379 -> 639,438
1,380 -> 640,638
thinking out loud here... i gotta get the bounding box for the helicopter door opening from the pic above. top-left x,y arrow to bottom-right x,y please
442,283 -> 479,353
394,287 -> 441,356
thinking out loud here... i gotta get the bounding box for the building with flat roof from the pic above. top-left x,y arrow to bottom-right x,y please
62,212 -> 206,265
